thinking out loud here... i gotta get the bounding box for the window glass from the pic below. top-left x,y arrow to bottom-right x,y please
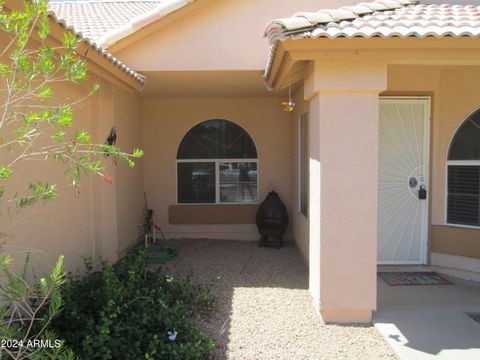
219,162 -> 258,203
177,162 -> 215,203
177,119 -> 257,159
447,108 -> 480,226
448,110 -> 480,160
177,119 -> 258,204
299,113 -> 309,217
447,166 -> 480,226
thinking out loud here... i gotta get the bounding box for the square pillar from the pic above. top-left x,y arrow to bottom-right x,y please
307,60 -> 387,323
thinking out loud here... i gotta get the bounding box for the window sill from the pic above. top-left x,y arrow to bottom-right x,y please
444,223 -> 480,230
169,204 -> 258,225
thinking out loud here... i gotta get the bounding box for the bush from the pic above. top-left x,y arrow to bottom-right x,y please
51,252 -> 216,360
0,254 -> 76,360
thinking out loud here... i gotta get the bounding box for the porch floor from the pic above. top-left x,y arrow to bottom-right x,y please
375,267 -> 480,360
162,239 -> 395,360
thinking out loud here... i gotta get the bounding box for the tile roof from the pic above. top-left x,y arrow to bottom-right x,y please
47,0 -> 197,86
48,1 -> 162,43
264,0 -> 480,43
264,0 -> 480,83
48,0 -> 195,48
48,9 -> 146,87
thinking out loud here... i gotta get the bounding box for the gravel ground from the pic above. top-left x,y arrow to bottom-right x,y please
162,239 -> 396,360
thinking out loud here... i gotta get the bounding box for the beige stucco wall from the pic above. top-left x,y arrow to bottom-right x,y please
114,0 -> 357,72
112,86 -> 144,254
142,97 -> 292,240
0,74 -> 143,275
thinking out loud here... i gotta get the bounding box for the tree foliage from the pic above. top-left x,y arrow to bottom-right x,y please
0,0 -> 143,212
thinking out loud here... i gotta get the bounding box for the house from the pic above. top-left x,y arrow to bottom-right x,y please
2,0 -> 480,324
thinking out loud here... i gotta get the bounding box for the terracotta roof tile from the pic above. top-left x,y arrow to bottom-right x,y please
48,0 -> 162,42
264,1 -> 480,81
264,1 -> 480,43
47,4 -> 147,87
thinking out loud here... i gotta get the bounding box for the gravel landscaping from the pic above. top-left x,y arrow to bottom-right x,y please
163,239 -> 396,360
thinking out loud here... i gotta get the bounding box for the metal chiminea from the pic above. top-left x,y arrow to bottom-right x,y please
256,191 -> 289,248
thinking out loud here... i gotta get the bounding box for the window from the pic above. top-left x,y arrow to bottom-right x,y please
447,109 -> 480,226
299,112 -> 309,217
177,119 -> 258,204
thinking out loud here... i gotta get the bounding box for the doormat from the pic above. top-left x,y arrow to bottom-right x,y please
466,313 -> 480,325
378,271 -> 452,286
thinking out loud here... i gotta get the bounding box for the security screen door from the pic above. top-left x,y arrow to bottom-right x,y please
378,97 -> 430,264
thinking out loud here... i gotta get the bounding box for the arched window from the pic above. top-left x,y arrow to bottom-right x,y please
177,119 -> 258,204
447,109 -> 480,226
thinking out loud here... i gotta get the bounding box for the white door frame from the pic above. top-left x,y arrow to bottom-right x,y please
378,96 -> 431,265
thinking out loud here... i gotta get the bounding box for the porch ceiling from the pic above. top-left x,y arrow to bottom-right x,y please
141,70 -> 291,98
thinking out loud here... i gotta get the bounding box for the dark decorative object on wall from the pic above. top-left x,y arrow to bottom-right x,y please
105,127 -> 118,164
256,191 -> 289,248
106,127 -> 117,147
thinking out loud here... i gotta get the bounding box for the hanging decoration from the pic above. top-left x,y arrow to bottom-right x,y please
281,84 -> 295,112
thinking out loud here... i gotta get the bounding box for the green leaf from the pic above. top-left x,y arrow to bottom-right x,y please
132,148 -> 144,158
53,130 -> 66,142
62,31 -> 78,50
38,15 -> 49,39
0,63 -> 11,75
56,105 -> 73,127
17,182 -> 57,208
91,83 -> 101,94
38,85 -> 52,99
0,166 -> 13,180
74,130 -> 91,144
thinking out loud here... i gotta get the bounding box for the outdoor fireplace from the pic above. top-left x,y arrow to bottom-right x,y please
256,191 -> 289,248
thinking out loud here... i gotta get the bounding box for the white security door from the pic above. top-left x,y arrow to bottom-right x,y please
378,97 -> 430,264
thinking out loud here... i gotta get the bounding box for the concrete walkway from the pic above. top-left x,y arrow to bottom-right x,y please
374,272 -> 480,360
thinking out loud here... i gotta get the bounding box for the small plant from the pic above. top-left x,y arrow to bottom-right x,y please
0,254 -> 76,359
52,252 -> 216,360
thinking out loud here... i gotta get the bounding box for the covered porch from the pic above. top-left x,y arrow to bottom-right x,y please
265,4 -> 480,321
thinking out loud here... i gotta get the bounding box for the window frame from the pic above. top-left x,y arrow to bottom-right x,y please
445,160 -> 480,229
298,112 -> 309,217
176,158 -> 259,205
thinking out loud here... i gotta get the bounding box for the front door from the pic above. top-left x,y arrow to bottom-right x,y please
378,97 -> 430,264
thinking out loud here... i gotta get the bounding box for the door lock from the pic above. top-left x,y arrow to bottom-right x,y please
418,184 -> 427,200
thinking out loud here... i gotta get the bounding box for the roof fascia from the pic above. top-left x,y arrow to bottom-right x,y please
267,37 -> 480,92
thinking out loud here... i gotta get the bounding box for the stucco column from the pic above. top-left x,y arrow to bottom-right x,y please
306,60 -> 387,323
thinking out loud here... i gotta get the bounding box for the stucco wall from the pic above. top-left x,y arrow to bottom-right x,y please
112,87 -> 144,254
142,97 -> 292,240
114,0 -> 357,71
0,75 -> 143,275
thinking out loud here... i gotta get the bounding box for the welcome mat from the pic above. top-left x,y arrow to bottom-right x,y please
378,271 -> 452,286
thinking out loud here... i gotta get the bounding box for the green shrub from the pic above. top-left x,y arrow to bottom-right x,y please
52,252 -> 216,360
0,254 -> 76,359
